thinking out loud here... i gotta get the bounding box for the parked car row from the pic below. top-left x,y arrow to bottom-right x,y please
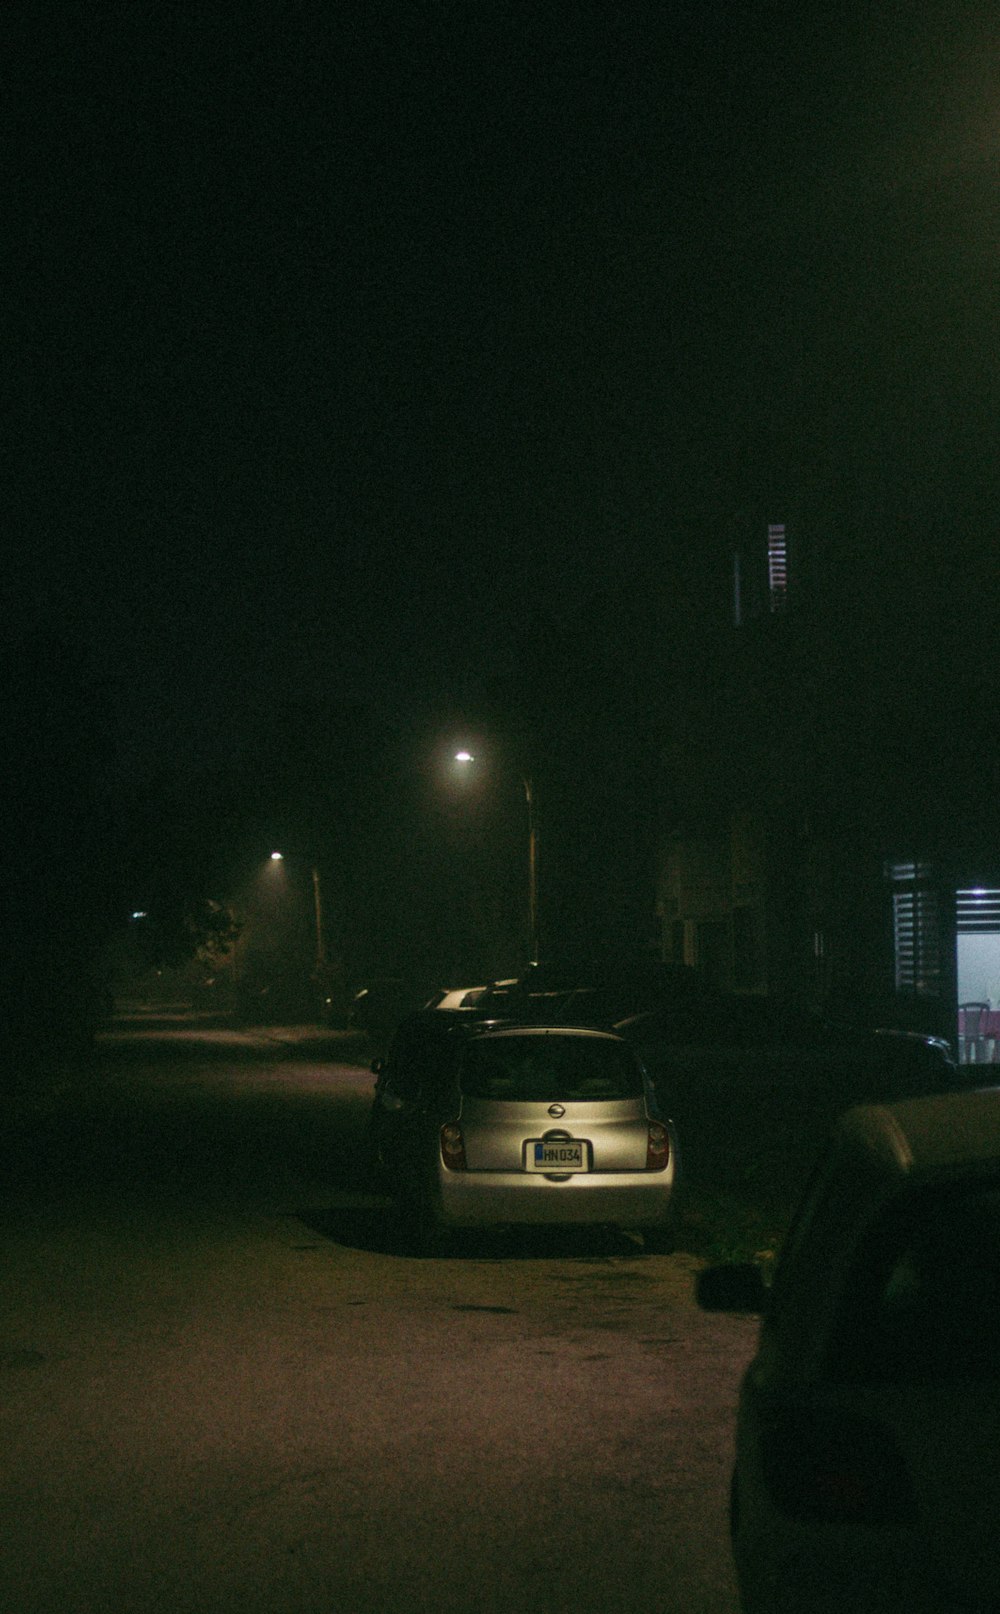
354,966 -> 997,1608
360,967 -> 969,1255
411,972 -> 962,1111
352,965 -> 999,1608
346,976 -> 517,1029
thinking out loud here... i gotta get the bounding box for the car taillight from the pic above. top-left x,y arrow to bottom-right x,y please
440,1122 -> 467,1171
760,1410 -> 914,1526
646,1121 -> 670,1171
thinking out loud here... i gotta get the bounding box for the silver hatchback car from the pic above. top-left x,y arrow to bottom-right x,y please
369,1015 -> 680,1252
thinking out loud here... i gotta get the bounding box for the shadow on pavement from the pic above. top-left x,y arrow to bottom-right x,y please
3,1084 -> 375,1200
296,1203 -> 646,1260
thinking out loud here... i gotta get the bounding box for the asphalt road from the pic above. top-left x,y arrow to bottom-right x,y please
1,1016 -> 758,1614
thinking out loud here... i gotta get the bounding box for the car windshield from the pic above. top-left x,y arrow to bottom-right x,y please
460,1034 -> 643,1103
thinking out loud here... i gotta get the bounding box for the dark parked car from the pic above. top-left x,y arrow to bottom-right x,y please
616,996 -> 957,1095
425,984 -> 490,1010
348,977 -> 433,1033
699,1087 -> 1000,1613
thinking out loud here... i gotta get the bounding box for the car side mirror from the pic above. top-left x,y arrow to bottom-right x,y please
371,1057 -> 385,1077
696,1262 -> 769,1315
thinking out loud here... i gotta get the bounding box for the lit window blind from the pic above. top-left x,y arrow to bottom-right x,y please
956,889 -> 1000,933
886,861 -> 941,997
767,523 -> 788,612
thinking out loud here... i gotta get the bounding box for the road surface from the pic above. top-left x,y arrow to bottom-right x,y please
0,1015 -> 758,1613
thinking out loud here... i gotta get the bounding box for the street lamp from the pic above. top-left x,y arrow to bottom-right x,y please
268,851 -> 326,971
311,864 -> 326,970
454,750 -> 539,966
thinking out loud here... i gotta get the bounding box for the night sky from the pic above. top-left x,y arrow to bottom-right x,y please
7,0 -> 1000,786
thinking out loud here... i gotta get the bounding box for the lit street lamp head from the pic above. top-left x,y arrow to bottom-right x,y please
454,751 -> 475,764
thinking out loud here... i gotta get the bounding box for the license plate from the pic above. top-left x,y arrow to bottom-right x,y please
528,1139 -> 587,1172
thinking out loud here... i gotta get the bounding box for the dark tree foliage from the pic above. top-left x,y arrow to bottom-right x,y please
0,633 -> 118,1069
130,899 -> 241,973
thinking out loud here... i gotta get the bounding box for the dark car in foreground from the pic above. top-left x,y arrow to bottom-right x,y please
368,1011 -> 680,1253
699,1086 -> 1000,1613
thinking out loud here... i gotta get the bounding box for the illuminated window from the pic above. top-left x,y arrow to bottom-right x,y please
956,888 -> 1000,932
767,523 -> 788,612
886,861 -> 941,997
732,522 -> 791,625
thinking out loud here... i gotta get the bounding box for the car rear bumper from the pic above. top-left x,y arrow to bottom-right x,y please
432,1166 -> 677,1229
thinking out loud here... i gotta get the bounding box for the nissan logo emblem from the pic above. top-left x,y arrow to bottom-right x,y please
547,1104 -> 565,1118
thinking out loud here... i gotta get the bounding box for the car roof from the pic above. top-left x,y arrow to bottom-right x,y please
394,1008 -> 508,1035
471,1024 -> 626,1043
833,1086 -> 1000,1181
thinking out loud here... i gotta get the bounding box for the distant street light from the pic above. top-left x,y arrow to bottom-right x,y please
454,750 -> 539,965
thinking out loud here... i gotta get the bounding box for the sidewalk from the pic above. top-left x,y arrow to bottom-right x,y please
2,1014 -> 376,1124
104,1009 -> 375,1060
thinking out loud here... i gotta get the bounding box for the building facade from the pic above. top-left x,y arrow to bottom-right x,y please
655,511 -> 1000,1059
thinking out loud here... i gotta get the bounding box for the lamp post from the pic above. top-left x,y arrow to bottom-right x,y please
454,751 -> 539,966
311,864 -> 326,970
269,851 -> 326,972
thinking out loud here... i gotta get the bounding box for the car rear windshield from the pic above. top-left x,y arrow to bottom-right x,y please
460,1034 -> 643,1103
